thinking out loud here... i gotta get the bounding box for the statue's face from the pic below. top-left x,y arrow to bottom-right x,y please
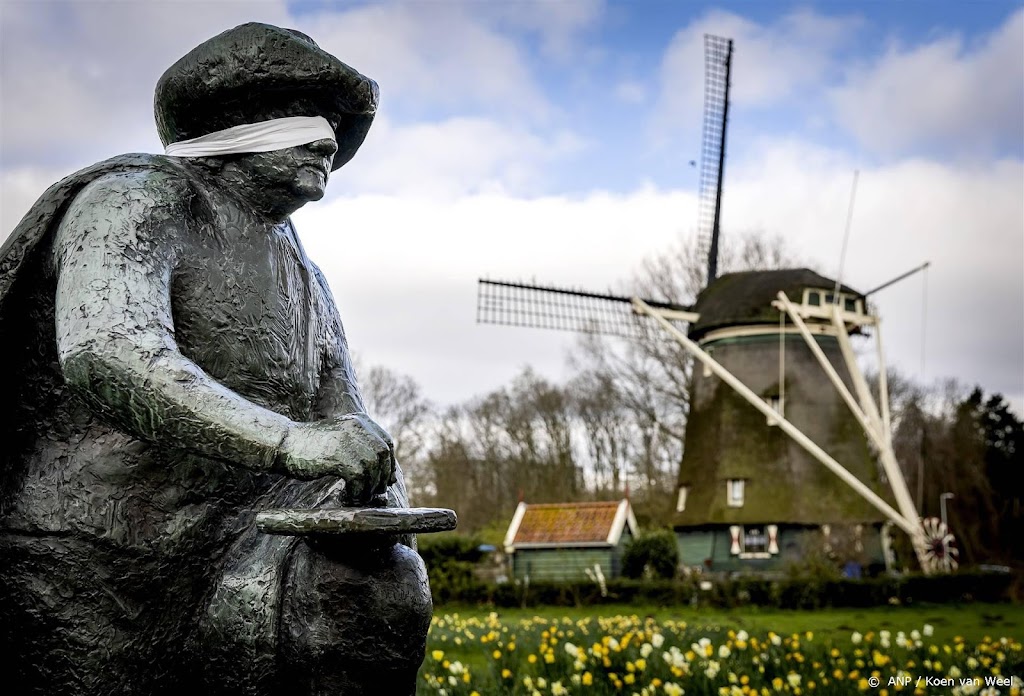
230,137 -> 339,215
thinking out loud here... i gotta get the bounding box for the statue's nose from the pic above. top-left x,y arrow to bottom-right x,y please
306,138 -> 338,157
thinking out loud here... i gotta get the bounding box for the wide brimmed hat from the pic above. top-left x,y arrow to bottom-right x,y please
155,23 -> 378,171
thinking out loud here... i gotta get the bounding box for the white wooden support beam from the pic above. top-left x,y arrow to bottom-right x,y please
632,298 -> 921,538
645,307 -> 701,323
774,293 -> 887,448
779,294 -> 928,569
875,318 -> 893,442
829,307 -> 928,569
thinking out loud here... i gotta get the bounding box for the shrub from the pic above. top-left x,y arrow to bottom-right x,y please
417,533 -> 486,604
620,530 -> 680,580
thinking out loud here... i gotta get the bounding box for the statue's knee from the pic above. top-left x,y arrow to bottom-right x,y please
279,541 -> 431,674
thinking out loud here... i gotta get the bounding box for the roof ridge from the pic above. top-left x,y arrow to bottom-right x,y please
523,500 -> 622,508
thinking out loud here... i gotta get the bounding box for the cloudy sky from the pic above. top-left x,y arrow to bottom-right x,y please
2,0 -> 1022,415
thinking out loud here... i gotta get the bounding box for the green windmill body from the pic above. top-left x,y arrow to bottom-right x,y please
672,269 -> 894,573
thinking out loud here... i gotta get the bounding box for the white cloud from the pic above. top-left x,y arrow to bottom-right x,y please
614,80 -> 647,105
303,2 -> 553,122
329,114 -> 586,199
831,9 -> 1024,156
0,0 -> 292,166
293,187 -> 693,406
654,9 -> 859,136
480,0 -> 606,62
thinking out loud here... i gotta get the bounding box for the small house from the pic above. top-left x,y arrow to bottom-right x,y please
503,500 -> 639,582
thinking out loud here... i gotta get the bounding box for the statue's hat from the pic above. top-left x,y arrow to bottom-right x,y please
155,23 -> 378,171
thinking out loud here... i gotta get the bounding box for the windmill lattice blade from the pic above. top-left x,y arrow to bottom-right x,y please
477,279 -> 689,339
697,34 -> 733,285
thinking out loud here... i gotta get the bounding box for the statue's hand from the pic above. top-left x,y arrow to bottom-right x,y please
277,414 -> 397,502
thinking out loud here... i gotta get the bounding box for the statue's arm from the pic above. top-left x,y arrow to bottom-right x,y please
52,171 -> 292,472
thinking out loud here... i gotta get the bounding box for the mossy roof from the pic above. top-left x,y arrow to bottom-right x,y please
690,268 -> 861,340
508,501 -> 636,547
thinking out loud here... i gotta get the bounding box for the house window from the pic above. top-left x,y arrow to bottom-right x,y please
676,485 -> 689,512
727,479 -> 744,507
806,290 -> 821,307
733,524 -> 779,557
844,296 -> 857,313
764,395 -> 783,426
743,526 -> 768,554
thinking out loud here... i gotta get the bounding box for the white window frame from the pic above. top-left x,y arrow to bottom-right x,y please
764,394 -> 783,426
676,485 -> 689,512
727,479 -> 744,507
803,288 -> 866,319
732,524 -> 780,557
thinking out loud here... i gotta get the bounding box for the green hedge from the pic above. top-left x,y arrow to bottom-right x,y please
621,530 -> 680,580
425,571 -> 1013,609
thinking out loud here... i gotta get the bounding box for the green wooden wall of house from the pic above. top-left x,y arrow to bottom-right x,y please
511,530 -> 633,582
676,525 -> 886,574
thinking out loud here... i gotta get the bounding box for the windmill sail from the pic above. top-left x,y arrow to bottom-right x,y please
697,34 -> 733,286
477,279 -> 691,339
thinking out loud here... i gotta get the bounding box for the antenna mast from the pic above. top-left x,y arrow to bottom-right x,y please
698,35 -> 733,286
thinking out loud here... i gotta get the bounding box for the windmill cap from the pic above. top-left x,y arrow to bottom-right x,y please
154,22 -> 378,171
690,268 -> 863,339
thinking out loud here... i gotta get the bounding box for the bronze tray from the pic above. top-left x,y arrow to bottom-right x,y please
256,507 -> 457,536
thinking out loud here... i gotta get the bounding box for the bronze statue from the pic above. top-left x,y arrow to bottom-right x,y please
0,23 -> 451,695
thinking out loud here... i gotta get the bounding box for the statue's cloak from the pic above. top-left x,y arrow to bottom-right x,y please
1,154 -> 174,304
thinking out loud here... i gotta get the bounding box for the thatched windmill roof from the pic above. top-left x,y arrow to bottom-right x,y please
690,268 -> 861,340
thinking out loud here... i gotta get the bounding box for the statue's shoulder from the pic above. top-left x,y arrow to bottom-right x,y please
0,154 -> 208,304
67,155 -> 206,218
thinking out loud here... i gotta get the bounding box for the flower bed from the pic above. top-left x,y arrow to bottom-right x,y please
421,613 -> 1022,695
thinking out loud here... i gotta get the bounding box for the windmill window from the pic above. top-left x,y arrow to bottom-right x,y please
764,395 -> 782,425
676,485 -> 689,512
743,526 -> 767,553
727,479 -> 745,507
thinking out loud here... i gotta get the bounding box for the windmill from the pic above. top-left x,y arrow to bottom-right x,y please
476,36 -> 954,574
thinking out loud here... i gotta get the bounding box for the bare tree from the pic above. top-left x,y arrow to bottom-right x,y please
418,368 -> 583,532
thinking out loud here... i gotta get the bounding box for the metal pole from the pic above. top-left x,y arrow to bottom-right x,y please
633,298 -> 919,537
940,492 -> 954,529
833,170 -> 859,302
862,261 -> 931,298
